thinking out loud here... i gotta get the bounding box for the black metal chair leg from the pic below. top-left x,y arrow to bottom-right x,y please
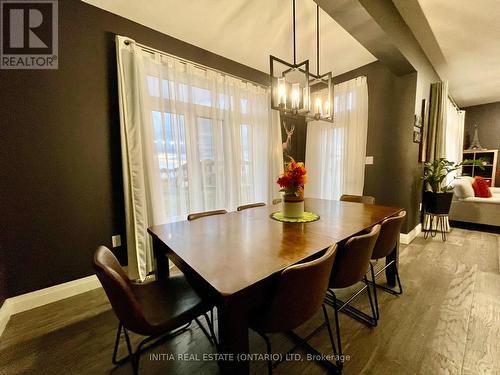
369,263 -> 380,320
255,330 -> 273,375
328,291 -> 343,368
203,312 -> 219,348
194,317 -> 214,345
368,260 -> 403,296
363,276 -> 377,327
122,326 -> 138,374
112,323 -> 123,365
111,323 -> 136,372
322,305 -> 341,369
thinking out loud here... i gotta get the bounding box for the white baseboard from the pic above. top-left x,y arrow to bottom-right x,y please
400,223 -> 422,245
0,275 -> 101,337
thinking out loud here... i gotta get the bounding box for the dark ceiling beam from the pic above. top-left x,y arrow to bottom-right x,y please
315,0 -> 416,76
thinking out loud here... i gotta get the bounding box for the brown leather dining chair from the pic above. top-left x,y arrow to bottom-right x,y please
250,244 -> 339,374
368,211 -> 406,319
237,202 -> 266,211
187,209 -> 227,221
340,194 -> 376,205
93,246 -> 216,374
325,225 -> 380,369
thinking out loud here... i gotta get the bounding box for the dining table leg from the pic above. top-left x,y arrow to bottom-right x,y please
152,236 -> 170,279
217,296 -> 250,374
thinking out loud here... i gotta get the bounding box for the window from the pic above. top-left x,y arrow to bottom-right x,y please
240,124 -> 253,203
306,77 -> 368,200
152,111 -> 189,216
144,58 -> 269,220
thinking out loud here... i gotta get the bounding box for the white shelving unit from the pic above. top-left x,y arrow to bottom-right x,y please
462,149 -> 498,186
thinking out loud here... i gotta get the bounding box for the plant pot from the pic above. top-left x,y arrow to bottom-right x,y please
423,191 -> 454,214
282,199 -> 304,218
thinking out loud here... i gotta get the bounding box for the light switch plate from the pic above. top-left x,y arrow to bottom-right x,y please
112,235 -> 121,248
365,156 -> 374,165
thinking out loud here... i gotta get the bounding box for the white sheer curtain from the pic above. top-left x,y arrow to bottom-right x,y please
305,76 -> 368,200
445,98 -> 465,182
116,36 -> 281,280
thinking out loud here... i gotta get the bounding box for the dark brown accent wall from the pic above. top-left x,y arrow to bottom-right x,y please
333,62 -> 421,233
0,0 -> 268,299
463,102 -> 500,186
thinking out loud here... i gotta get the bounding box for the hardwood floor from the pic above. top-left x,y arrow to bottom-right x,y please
1,228 -> 499,374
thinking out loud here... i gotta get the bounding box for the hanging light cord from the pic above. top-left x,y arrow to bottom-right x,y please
292,0 -> 297,65
316,5 -> 320,76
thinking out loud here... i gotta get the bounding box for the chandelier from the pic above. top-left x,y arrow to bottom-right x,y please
306,5 -> 333,122
270,0 -> 310,115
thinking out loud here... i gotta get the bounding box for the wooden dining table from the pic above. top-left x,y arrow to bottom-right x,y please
148,198 -> 403,374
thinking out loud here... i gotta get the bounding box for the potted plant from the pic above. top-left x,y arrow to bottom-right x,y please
277,158 -> 307,218
422,158 -> 483,214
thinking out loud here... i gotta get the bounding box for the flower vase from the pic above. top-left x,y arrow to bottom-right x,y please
282,196 -> 304,218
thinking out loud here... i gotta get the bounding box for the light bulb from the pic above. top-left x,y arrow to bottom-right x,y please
278,84 -> 286,97
277,77 -> 286,106
291,89 -> 300,108
325,100 -> 330,115
315,97 -> 322,114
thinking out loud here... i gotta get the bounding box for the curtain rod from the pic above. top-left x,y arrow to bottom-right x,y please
448,94 -> 460,110
122,38 -> 270,89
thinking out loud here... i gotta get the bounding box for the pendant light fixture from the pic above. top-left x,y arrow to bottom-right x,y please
307,5 -> 334,122
270,0 -> 310,115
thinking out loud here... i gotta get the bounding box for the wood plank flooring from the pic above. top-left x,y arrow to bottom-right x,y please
0,228 -> 499,374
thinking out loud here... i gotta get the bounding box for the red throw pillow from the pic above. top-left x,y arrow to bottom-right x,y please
472,176 -> 492,198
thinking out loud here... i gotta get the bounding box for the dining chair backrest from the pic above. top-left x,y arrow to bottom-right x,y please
237,203 -> 265,211
257,244 -> 337,333
330,225 -> 380,289
93,246 -> 149,334
371,211 -> 406,260
340,194 -> 376,205
187,209 -> 227,221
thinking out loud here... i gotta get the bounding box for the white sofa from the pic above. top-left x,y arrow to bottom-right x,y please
449,176 -> 500,227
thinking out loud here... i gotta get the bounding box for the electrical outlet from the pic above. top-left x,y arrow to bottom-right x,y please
365,156 -> 374,165
112,235 -> 122,248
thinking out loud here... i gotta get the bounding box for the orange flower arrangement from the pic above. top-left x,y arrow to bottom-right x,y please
277,157 -> 307,201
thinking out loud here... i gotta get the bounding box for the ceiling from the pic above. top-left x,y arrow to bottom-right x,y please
416,0 -> 500,107
82,0 -> 376,77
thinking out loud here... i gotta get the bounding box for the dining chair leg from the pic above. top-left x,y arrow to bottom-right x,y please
122,326 -> 138,374
194,317 -> 215,345
254,319 -> 341,373
368,261 -> 403,296
325,283 -> 377,327
369,264 -> 380,320
111,320 -> 203,375
255,330 -> 273,375
112,322 -> 124,365
327,290 -> 343,368
203,312 -> 219,348
364,276 -> 377,327
322,304 -> 341,370
111,323 -> 137,372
